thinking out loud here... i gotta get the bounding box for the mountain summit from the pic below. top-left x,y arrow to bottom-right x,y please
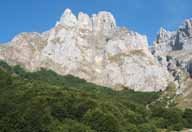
153,19 -> 192,54
0,9 -> 170,91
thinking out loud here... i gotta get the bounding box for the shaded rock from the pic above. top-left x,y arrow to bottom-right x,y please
152,19 -> 192,55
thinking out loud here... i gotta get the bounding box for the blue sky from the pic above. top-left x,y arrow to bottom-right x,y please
0,0 -> 191,44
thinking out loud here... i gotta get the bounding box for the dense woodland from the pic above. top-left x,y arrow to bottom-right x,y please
0,61 -> 192,132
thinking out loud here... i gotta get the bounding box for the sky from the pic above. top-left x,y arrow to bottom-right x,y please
0,0 -> 191,44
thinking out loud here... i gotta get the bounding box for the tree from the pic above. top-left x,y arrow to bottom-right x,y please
150,117 -> 168,129
138,123 -> 157,132
0,70 -> 12,88
124,124 -> 139,132
83,109 -> 120,132
48,119 -> 96,132
183,108 -> 192,128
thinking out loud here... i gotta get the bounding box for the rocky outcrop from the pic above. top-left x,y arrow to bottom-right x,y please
152,19 -> 192,55
152,19 -> 192,72
151,19 -> 192,103
0,9 -> 170,91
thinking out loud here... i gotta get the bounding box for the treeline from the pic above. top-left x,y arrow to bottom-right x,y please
0,61 -> 191,132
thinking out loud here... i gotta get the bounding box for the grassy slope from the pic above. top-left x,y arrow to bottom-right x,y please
176,78 -> 192,109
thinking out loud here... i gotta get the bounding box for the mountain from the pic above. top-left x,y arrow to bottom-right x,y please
152,19 -> 192,53
0,9 -> 170,92
0,8 -> 192,132
151,19 -> 192,108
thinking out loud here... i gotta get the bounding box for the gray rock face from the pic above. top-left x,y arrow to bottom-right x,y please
152,19 -> 192,72
0,9 -> 170,91
151,19 -> 192,97
152,19 -> 192,55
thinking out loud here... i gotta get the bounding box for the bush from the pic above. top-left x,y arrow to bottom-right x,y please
150,117 -> 168,128
151,106 -> 185,130
124,124 -> 139,132
49,119 -> 96,132
138,123 -> 157,132
125,111 -> 146,125
183,108 -> 192,128
83,109 -> 120,132
168,123 -> 184,131
0,70 -> 12,88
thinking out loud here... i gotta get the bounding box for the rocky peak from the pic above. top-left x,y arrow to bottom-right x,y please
92,11 -> 116,37
57,9 -> 116,38
184,19 -> 192,29
0,9 -> 171,92
77,12 -> 92,30
152,19 -> 192,54
156,27 -> 175,43
58,8 -> 78,27
178,19 -> 192,37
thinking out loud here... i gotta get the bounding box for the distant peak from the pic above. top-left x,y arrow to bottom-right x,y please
56,9 -> 117,37
159,27 -> 168,33
156,27 -> 174,44
96,11 -> 116,27
178,18 -> 192,29
61,8 -> 75,19
177,18 -> 192,37
64,8 -> 72,15
58,8 -> 77,27
184,18 -> 192,25
183,18 -> 192,29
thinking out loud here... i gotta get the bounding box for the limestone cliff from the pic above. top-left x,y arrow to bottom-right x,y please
0,9 -> 170,91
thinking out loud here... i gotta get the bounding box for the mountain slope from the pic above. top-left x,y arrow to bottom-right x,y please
0,61 -> 191,132
152,19 -> 192,108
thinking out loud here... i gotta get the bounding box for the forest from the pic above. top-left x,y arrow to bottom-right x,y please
0,61 -> 191,132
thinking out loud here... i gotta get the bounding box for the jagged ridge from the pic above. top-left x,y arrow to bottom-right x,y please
0,9 -> 170,91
